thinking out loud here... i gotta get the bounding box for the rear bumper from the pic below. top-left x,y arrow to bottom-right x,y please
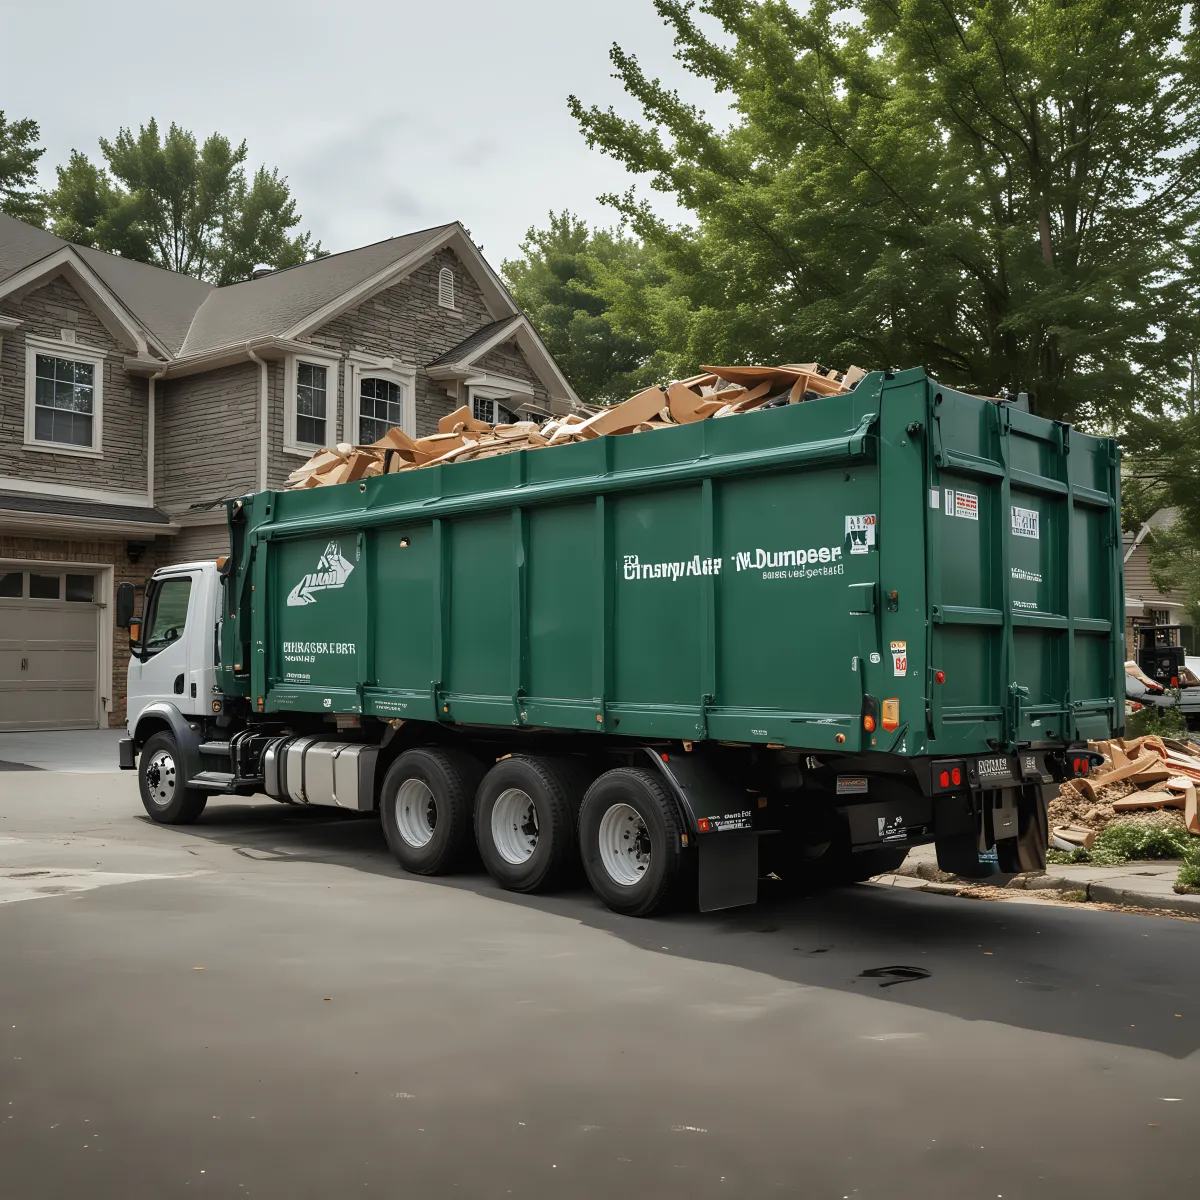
118,738 -> 136,771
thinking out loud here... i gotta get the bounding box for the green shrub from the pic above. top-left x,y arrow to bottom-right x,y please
1049,821 -> 1192,866
1125,698 -> 1188,738
1175,842 -> 1200,892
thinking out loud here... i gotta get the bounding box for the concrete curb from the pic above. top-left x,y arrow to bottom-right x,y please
892,858 -> 1200,914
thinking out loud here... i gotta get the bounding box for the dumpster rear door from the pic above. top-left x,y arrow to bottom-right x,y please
926,390 -> 1122,752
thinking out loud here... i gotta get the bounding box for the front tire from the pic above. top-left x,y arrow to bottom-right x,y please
380,747 -> 483,875
138,731 -> 207,825
578,768 -> 688,916
475,755 -> 588,894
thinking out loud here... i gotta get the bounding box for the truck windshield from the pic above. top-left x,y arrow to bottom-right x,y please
144,577 -> 192,654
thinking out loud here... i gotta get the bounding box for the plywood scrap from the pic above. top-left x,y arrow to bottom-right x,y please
438,405 -> 492,434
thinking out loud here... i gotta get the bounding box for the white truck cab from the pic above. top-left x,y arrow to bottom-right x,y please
124,560 -> 222,731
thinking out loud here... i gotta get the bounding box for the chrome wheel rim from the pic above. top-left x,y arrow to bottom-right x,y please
491,788 -> 538,865
395,779 -> 437,848
598,802 -> 651,886
144,748 -> 177,808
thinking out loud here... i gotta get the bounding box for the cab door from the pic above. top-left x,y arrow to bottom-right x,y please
127,571 -> 198,725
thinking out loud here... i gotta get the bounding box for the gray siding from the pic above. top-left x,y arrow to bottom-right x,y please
0,276 -> 149,493
1124,542 -> 1187,606
162,522 -> 229,563
157,362 -> 260,509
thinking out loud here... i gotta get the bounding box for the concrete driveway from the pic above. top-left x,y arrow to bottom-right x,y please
1,767 -> 1198,1199
0,728 -> 125,773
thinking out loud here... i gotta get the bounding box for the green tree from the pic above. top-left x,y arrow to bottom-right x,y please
568,0 -> 1200,425
0,111 -> 46,225
47,119 -> 323,284
503,212 -> 668,403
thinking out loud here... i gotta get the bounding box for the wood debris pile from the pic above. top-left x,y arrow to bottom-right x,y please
287,362 -> 867,489
1049,735 -> 1200,837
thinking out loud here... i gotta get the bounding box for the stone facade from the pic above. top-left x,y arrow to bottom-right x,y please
0,277 -> 149,494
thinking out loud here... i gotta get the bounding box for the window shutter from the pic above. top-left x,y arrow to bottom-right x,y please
438,267 -> 455,309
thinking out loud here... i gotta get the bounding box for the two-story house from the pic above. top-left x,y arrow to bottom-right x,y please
0,212 -> 578,732
1123,506 -> 1194,658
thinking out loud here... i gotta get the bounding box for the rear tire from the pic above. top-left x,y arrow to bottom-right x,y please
380,747 -> 483,875
138,731 -> 207,825
578,768 -> 688,916
475,756 -> 586,894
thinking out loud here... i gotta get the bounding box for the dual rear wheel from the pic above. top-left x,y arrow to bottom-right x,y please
379,751 -> 687,915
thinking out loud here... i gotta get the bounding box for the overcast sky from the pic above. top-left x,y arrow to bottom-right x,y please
2,0 -> 722,269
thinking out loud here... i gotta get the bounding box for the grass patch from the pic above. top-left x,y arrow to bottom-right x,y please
1047,822 -> 1193,867
1176,846 -> 1200,893
1060,889 -> 1089,903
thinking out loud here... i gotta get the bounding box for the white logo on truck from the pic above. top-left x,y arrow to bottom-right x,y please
287,542 -> 355,607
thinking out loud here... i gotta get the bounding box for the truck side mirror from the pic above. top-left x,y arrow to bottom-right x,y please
116,581 -> 136,628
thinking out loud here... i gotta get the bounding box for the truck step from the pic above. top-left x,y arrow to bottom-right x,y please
188,770 -> 238,792
198,741 -> 232,758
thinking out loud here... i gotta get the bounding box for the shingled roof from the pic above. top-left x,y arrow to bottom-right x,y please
0,213 -> 578,406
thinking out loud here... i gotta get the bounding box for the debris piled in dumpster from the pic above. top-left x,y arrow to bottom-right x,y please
286,362 -> 867,489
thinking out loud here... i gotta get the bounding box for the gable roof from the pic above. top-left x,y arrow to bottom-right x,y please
179,224 -> 456,355
0,213 -> 577,405
428,315 -> 524,369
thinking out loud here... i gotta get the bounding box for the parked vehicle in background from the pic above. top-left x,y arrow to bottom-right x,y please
117,368 -> 1120,915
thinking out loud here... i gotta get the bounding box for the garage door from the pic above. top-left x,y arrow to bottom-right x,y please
0,568 -> 100,731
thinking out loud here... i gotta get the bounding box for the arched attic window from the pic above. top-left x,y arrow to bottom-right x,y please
438,267 -> 455,309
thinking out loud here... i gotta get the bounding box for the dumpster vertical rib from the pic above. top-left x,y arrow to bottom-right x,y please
432,518 -> 448,719
251,534 -> 268,710
700,476 -> 717,735
593,494 -> 613,730
1062,425 -> 1076,741
358,530 -> 372,706
511,507 -> 529,723
1109,439 -> 1125,735
995,403 -> 1018,747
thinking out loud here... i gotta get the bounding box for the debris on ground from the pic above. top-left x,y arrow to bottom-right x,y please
286,362 -> 866,489
1048,735 -> 1200,839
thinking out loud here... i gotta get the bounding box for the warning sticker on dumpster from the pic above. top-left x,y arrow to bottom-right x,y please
1011,505 -> 1040,539
845,514 -> 876,555
890,640 -> 907,677
944,488 -> 978,520
878,815 -> 907,843
837,776 -> 869,795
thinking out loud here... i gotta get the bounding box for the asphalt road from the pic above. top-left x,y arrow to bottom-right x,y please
1,763 -> 1197,1199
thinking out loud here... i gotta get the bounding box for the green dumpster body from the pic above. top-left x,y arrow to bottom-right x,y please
222,367 -> 1123,759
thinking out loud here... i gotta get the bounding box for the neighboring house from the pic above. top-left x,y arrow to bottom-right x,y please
1123,506 -> 1193,657
0,212 -> 579,732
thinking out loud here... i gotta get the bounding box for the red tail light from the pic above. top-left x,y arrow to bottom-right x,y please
934,670 -> 945,684
951,767 -> 962,786
939,770 -> 950,788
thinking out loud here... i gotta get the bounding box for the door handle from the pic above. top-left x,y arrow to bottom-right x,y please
20,657 -> 28,672
190,683 -> 197,699
173,674 -> 185,694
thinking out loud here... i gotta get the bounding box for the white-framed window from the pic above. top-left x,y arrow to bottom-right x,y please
469,388 -> 516,426
438,267 -> 455,309
23,335 -> 106,457
347,362 -> 416,445
284,353 -> 340,455
358,377 -> 407,444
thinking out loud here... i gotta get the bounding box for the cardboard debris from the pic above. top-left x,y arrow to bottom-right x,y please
286,359 -> 867,489
1050,734 -> 1200,845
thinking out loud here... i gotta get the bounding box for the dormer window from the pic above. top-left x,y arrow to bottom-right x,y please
438,267 -> 455,309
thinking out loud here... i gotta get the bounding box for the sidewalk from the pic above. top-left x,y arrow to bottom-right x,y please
890,844 -> 1200,916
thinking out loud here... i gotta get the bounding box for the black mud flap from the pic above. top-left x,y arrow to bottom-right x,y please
698,832 -> 759,912
118,737 -> 136,771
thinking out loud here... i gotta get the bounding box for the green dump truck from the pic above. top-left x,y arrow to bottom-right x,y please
117,367 -> 1120,915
